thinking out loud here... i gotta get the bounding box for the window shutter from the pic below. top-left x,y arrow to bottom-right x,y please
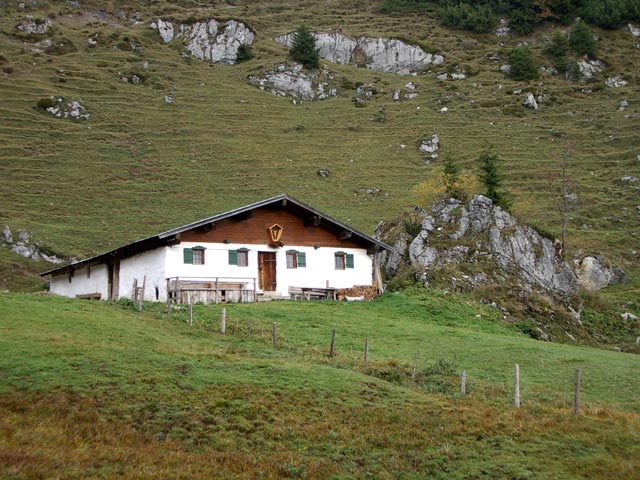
346,254 -> 354,268
297,252 -> 306,267
183,248 -> 193,264
228,249 -> 238,265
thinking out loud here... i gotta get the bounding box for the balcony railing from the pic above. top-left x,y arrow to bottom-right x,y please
166,276 -> 257,305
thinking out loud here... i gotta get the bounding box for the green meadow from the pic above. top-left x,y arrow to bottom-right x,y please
1,293 -> 639,478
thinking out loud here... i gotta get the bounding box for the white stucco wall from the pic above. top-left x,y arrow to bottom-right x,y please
166,242 -> 373,296
49,241 -> 375,302
49,264 -> 109,299
118,247 -> 168,301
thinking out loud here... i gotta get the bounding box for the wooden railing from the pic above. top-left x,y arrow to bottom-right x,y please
166,276 -> 257,305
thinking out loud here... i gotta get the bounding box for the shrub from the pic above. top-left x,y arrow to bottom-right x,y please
288,24 -> 319,69
569,20 -> 597,57
36,97 -> 58,109
545,31 -> 571,72
507,45 -> 539,81
439,2 -> 498,33
45,38 -> 77,55
581,0 -> 626,29
235,43 -> 254,63
508,0 -> 540,34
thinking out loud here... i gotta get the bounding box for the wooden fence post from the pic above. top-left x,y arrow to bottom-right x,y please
412,352 -> 419,382
461,370 -> 466,396
329,328 -> 336,357
220,308 -> 226,335
514,364 -> 521,408
364,338 -> 369,364
272,322 -> 278,348
574,368 -> 581,416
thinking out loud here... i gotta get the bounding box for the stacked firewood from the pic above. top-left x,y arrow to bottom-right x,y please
336,285 -> 378,301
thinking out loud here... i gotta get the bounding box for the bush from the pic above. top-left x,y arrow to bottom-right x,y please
440,2 -> 498,33
569,20 -> 597,57
507,46 -> 539,81
508,0 -> 540,35
235,43 -> 254,63
288,24 -> 319,69
36,97 -> 58,109
545,31 -> 570,71
581,0 -> 627,29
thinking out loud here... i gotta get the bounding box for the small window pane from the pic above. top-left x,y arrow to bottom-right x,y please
192,248 -> 204,265
286,252 -> 297,269
335,253 -> 346,270
237,250 -> 248,267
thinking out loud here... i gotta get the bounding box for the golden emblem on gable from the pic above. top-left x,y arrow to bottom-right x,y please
268,224 -> 284,247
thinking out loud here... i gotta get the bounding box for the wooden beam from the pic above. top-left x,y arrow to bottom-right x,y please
337,230 -> 353,241
200,222 -> 215,232
166,234 -> 181,246
234,211 -> 253,221
304,215 -> 322,227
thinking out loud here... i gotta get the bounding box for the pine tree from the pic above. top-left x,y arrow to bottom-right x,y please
479,152 -> 510,209
289,24 -> 320,69
569,20 -> 597,57
507,46 -> 539,81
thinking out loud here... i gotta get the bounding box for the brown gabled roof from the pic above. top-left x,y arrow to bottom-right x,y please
41,194 -> 391,277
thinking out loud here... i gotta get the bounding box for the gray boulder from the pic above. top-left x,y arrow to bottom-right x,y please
248,64 -> 337,103
577,59 -> 605,79
522,92 -> 538,109
573,255 -> 627,291
16,18 -> 52,35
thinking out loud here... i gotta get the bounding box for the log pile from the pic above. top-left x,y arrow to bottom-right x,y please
336,285 -> 378,301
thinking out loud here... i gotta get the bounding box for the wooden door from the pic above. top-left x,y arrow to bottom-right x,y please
258,252 -> 277,291
108,260 -> 120,300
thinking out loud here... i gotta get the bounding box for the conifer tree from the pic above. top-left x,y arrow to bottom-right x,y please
289,24 -> 320,69
479,152 -> 510,209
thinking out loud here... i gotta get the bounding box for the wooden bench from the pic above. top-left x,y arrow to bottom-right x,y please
76,293 -> 101,300
288,286 -> 336,300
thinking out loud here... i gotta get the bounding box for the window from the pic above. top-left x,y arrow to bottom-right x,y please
192,248 -> 205,265
184,246 -> 205,265
229,248 -> 249,267
286,250 -> 306,269
335,251 -> 354,270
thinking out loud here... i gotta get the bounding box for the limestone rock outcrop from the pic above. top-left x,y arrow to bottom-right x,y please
248,64 -> 337,103
16,18 -> 52,35
377,195 -> 626,296
151,18 -> 254,65
2,226 -> 64,263
275,30 -> 443,75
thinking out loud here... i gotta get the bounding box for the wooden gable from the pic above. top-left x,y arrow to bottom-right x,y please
181,205 -> 363,249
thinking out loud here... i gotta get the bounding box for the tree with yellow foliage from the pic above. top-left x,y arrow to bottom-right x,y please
412,159 -> 480,209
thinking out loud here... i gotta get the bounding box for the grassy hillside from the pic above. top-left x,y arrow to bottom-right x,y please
0,0 -> 638,271
1,293 -> 639,478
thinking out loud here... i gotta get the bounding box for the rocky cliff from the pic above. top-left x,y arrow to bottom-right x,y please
377,196 -> 627,297
275,30 -> 444,74
151,18 -> 254,64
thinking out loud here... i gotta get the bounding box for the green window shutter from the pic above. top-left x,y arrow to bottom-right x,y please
346,254 -> 354,269
228,249 -> 238,265
183,248 -> 193,264
297,252 -> 306,267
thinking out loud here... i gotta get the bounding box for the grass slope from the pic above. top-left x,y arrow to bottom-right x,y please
0,0 -> 638,279
1,293 -> 639,478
